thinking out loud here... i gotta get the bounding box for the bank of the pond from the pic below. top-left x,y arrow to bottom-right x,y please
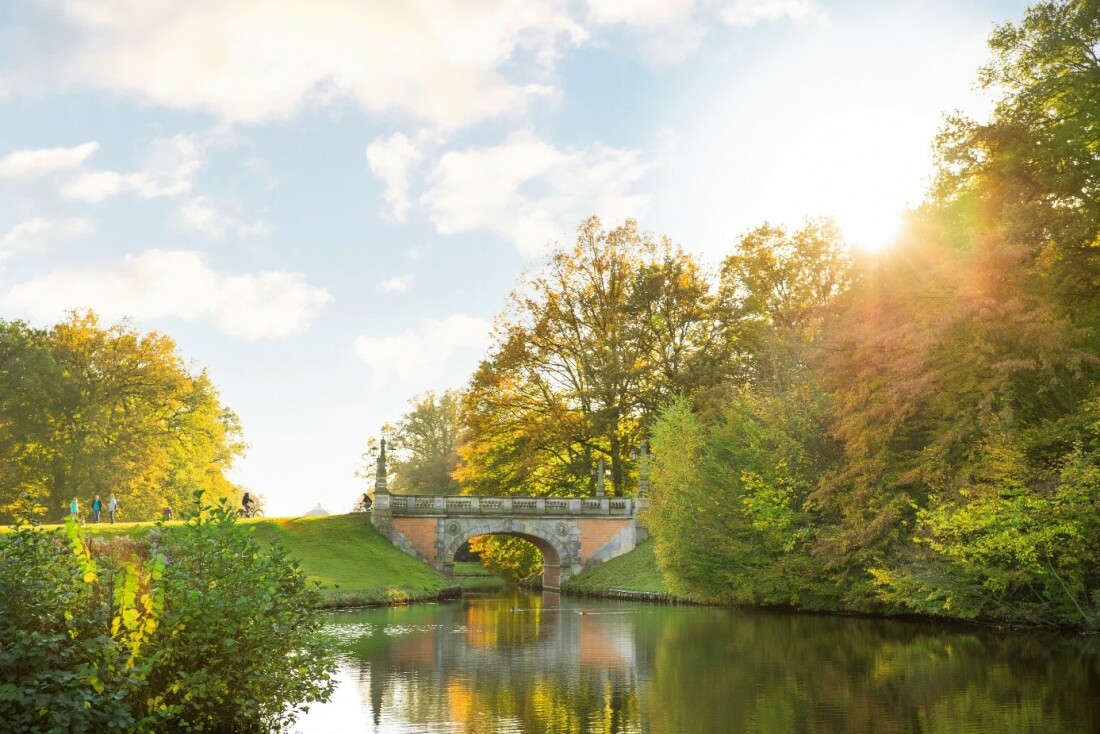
562,538 -> 689,603
66,513 -> 503,608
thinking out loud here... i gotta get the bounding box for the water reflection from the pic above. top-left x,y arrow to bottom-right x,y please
294,591 -> 1099,734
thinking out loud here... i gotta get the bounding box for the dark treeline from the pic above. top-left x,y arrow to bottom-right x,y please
374,0 -> 1100,626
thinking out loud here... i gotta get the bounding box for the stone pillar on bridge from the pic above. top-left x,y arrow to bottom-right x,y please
370,437 -> 393,537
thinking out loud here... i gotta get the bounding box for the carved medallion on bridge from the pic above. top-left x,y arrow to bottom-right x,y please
446,521 -> 460,535
555,522 -> 569,537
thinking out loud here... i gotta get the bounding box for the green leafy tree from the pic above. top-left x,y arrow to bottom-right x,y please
647,390 -> 837,608
458,215 -> 729,499
719,219 -> 853,390
814,0 -> 1100,621
387,390 -> 463,495
0,320 -> 65,521
0,312 -> 245,523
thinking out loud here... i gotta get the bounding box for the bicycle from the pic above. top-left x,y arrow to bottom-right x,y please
238,505 -> 264,518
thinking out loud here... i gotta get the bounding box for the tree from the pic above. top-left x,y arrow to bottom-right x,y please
457,216 -> 730,498
719,219 -> 854,391
0,312 -> 245,522
388,390 -> 463,495
934,0 -> 1100,332
0,321 -> 65,520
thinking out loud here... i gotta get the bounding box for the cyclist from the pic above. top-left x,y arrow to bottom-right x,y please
241,491 -> 254,517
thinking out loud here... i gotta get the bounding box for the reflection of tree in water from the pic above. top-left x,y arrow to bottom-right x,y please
332,597 -> 1099,733
643,610 -> 1100,734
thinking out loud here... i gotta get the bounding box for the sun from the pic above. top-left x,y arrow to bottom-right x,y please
836,206 -> 904,253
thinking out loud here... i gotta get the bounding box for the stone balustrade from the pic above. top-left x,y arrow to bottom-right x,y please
378,494 -> 634,517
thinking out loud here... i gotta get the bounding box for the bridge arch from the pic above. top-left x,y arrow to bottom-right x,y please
441,520 -> 575,591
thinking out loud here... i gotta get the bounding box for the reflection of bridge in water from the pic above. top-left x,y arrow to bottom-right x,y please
371,494 -> 647,590
346,593 -> 649,731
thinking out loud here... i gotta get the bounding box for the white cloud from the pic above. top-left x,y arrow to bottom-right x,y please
406,247 -> 423,260
719,0 -> 824,27
422,131 -> 650,256
0,142 -> 100,180
587,0 -> 696,27
354,314 -> 491,392
3,249 -> 331,339
48,0 -> 585,128
583,0 -> 821,61
366,133 -> 425,222
60,134 -> 205,203
181,196 -> 274,239
0,217 -> 92,260
379,276 -> 412,293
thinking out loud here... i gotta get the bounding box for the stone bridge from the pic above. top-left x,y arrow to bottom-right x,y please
371,494 -> 647,591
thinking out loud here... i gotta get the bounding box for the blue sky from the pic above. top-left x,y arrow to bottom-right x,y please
0,0 -> 1030,515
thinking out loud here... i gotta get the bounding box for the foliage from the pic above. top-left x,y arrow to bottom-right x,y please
647,391 -> 838,608
467,535 -> 542,582
0,311 -> 245,524
719,218 -> 854,390
457,215 -> 730,500
386,390 -> 463,495
0,495 -> 337,732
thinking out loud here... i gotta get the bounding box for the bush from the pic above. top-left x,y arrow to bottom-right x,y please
0,494 -> 336,732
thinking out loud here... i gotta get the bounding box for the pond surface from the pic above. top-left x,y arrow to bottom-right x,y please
293,590 -> 1098,733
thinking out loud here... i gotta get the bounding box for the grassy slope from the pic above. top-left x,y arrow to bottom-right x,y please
244,514 -> 455,607
35,513 -> 497,607
562,538 -> 671,596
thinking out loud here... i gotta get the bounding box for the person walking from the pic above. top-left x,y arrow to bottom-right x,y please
69,497 -> 79,520
108,494 -> 118,524
92,495 -> 103,523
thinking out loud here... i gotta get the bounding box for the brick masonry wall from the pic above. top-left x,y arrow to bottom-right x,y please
392,517 -> 440,562
575,518 -> 632,564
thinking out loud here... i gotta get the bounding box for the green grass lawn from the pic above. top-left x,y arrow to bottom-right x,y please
562,538 -> 671,596
10,514 -> 668,604
16,513 -> 485,608
244,514 -> 460,607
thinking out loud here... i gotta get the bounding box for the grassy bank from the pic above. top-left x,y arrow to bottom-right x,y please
562,539 -> 681,601
25,513 -> 502,608
244,514 -> 461,608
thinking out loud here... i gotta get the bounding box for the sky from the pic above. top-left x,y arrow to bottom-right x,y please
0,0 -> 1031,516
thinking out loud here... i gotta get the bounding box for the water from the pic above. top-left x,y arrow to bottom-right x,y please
293,590 -> 1099,733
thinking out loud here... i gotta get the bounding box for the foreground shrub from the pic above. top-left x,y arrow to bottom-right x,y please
0,494 -> 336,732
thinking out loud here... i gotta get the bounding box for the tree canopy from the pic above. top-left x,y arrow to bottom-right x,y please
646,0 -> 1100,629
0,312 -> 245,523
